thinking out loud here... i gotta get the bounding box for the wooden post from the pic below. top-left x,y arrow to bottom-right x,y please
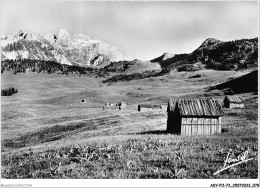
99,81 -> 102,87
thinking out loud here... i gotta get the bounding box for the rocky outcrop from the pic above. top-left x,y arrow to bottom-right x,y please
150,52 -> 175,62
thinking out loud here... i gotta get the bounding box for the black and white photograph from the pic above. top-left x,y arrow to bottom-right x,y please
0,0 -> 259,187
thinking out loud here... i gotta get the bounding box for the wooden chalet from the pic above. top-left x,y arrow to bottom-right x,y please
223,95 -> 244,108
138,104 -> 162,112
167,98 -> 224,135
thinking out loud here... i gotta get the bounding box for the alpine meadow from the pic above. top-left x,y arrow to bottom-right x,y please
1,1 -> 258,183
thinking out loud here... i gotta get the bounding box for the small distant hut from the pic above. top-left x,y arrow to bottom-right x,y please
167,98 -> 224,135
223,95 -> 244,108
103,102 -> 127,110
118,102 -> 127,110
138,104 -> 162,112
104,103 -> 114,107
118,102 -> 126,107
103,102 -> 116,110
109,103 -> 114,106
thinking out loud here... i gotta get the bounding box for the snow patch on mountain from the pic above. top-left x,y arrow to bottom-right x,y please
72,34 -> 97,41
51,50 -> 71,65
2,50 -> 29,60
98,42 -> 133,62
57,29 -> 71,42
1,35 -> 18,47
44,33 -> 56,44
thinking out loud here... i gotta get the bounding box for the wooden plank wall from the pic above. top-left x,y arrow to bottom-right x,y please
230,103 -> 244,108
140,108 -> 157,112
181,117 -> 221,135
140,108 -> 163,112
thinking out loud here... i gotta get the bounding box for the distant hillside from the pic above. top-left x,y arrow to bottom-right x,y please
153,38 -> 258,73
1,59 -> 109,77
99,59 -> 161,83
103,37 -> 258,82
1,59 -> 161,79
102,70 -> 160,83
209,70 -> 258,94
101,59 -> 161,75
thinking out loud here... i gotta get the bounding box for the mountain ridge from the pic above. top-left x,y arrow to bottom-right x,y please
152,37 -> 258,72
1,33 -> 258,79
1,29 -> 133,67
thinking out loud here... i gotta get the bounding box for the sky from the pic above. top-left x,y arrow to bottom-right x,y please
0,1 -> 259,61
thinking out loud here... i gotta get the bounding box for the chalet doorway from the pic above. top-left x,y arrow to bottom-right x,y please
167,112 -> 181,134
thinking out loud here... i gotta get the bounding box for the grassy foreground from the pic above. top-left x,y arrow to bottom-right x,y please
1,134 -> 257,179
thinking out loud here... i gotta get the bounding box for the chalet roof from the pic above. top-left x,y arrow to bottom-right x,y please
225,95 -> 243,104
167,98 -> 224,117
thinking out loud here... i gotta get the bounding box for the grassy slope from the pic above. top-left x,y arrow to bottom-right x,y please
1,69 -> 258,179
116,60 -> 161,75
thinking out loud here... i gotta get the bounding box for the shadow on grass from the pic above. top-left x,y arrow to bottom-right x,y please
221,128 -> 229,133
131,130 -> 169,135
134,129 -> 229,135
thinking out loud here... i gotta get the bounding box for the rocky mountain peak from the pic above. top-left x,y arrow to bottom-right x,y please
162,52 -> 175,60
57,29 -> 71,42
44,33 -> 56,44
197,38 -> 222,50
17,29 -> 40,41
72,34 -> 97,42
150,52 -> 175,62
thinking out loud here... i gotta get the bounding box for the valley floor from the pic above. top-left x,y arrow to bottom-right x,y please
1,69 -> 258,179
